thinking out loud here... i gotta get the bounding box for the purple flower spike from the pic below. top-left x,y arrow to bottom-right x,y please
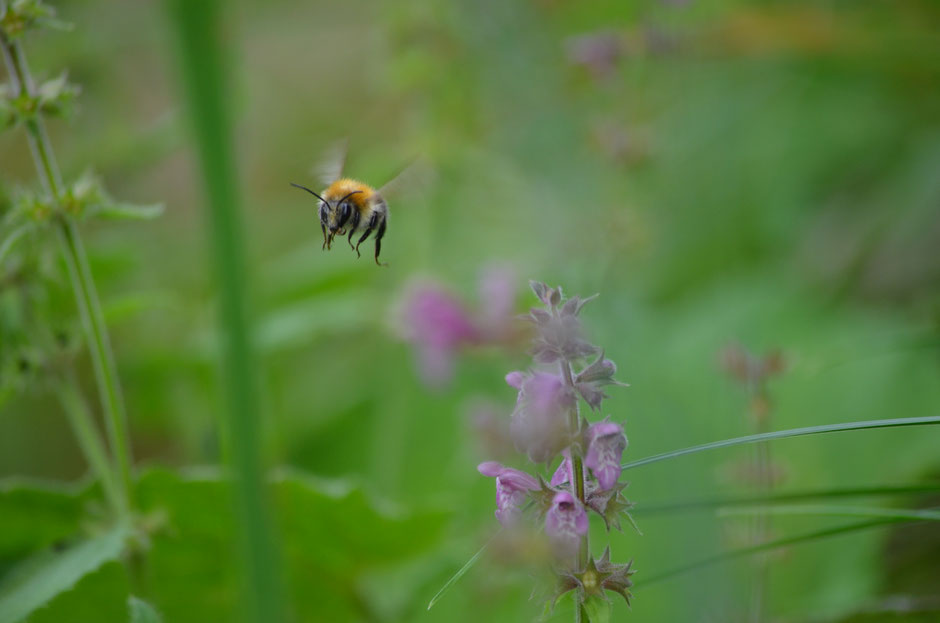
402,284 -> 480,388
584,418 -> 628,490
478,462 -> 539,526
510,372 -> 576,463
545,491 -> 589,559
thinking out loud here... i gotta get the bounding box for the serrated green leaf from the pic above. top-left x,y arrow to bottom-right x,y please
0,522 -> 129,623
128,596 -> 162,623
132,468 -> 449,623
0,481 -> 91,566
582,595 -> 611,623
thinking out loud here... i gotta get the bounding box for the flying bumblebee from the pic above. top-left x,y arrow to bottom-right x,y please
292,141 -> 422,267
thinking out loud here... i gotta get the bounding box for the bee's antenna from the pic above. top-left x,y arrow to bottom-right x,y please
337,190 -> 363,204
290,182 -> 328,204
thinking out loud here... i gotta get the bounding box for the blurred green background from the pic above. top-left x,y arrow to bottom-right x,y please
1,0 -> 938,621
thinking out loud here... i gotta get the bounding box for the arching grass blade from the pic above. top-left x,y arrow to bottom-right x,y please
623,416 -> 940,471
639,517 -> 914,588
634,483 -> 940,515
427,539 -> 492,611
718,504 -> 940,522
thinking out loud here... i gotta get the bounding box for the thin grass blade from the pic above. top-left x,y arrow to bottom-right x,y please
634,483 -> 940,515
427,540 -> 492,611
623,416 -> 940,471
717,504 -> 940,522
640,517 -> 914,588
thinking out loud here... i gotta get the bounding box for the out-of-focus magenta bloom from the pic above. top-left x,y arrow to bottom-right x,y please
402,284 -> 480,388
509,371 -> 576,463
478,461 -> 540,526
584,418 -> 627,490
400,269 -> 519,389
565,31 -> 623,80
545,491 -> 589,559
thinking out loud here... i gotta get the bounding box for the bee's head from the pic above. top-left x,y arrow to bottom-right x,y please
322,190 -> 362,234
291,183 -> 362,238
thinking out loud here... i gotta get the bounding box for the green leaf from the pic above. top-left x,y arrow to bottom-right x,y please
582,595 -> 611,623
128,596 -> 162,623
622,415 -> 940,471
0,522 -> 129,623
0,481 -> 91,566
28,562 -> 129,623
132,468 -> 449,623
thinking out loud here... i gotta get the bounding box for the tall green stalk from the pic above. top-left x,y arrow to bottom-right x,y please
164,2 -> 287,622
0,3 -> 132,515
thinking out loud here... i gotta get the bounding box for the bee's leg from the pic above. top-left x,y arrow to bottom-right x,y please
347,210 -> 361,252
374,216 -> 388,267
321,223 -> 327,250
355,213 -> 379,258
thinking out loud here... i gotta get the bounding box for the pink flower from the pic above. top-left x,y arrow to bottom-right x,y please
478,462 -> 540,526
545,491 -> 589,559
584,418 -> 627,490
509,372 -> 576,463
401,284 -> 480,387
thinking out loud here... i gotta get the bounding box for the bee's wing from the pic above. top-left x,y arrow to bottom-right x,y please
311,138 -> 348,185
377,157 -> 434,204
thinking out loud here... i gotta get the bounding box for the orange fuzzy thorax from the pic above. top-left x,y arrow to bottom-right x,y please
322,178 -> 376,208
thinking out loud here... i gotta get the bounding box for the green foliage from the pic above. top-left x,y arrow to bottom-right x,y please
133,468 -> 448,622
127,596 -> 162,623
0,483 -> 90,572
0,522 -> 129,623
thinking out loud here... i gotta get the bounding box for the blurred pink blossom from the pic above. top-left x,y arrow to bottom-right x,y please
399,266 -> 518,388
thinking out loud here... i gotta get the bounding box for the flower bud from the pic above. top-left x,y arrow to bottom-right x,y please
584,418 -> 627,490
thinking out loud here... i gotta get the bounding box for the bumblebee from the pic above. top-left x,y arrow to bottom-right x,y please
290,178 -> 389,266
292,140 -> 401,265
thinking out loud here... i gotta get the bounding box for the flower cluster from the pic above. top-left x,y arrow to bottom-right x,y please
477,281 -> 635,610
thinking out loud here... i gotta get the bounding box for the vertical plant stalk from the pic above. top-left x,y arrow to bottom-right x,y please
164,2 -> 287,622
0,11 -> 133,511
748,389 -> 773,623
55,374 -> 126,515
559,358 -> 589,622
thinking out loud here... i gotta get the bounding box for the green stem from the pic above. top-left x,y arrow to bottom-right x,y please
559,356 -> 588,622
0,10 -> 132,512
56,218 -> 133,499
165,2 -> 287,621
54,375 -> 126,515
